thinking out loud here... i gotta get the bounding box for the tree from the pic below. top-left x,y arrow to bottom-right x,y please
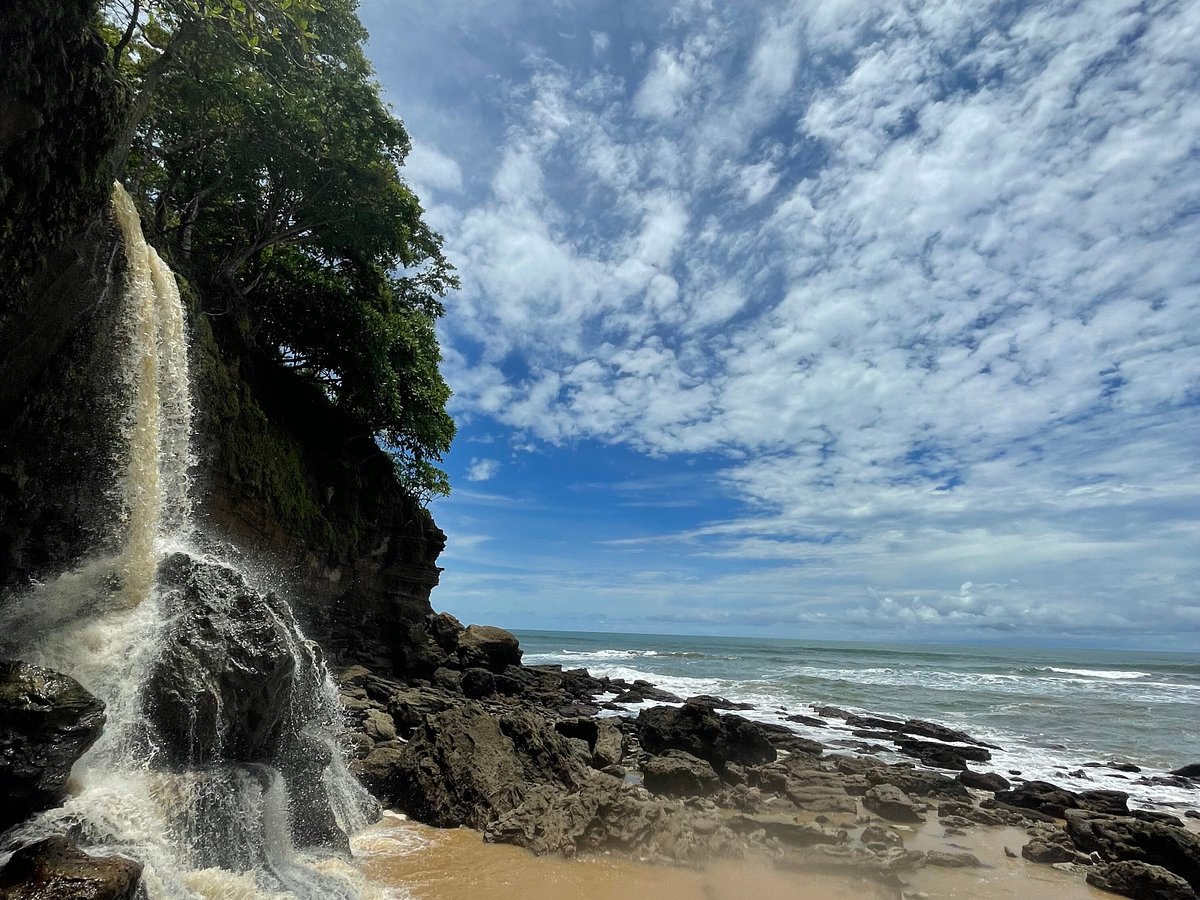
104,0 -> 457,498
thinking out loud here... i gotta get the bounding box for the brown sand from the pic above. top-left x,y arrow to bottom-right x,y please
353,812 -> 1111,900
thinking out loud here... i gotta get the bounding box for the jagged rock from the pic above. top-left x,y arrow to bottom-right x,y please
484,772 -> 744,863
146,553 -> 311,763
785,713 -> 827,727
937,800 -> 1006,826
686,695 -> 754,711
992,780 -> 1129,819
864,765 -> 969,799
1022,837 -> 1081,864
641,750 -> 722,797
958,768 -> 1010,792
426,612 -> 464,654
592,720 -> 625,769
460,667 -> 496,699
354,702 -> 582,829
1065,810 -> 1200,892
432,667 -> 462,693
0,659 -> 105,831
727,814 -> 846,847
1086,860 -> 1198,900
456,625 -> 521,673
636,703 -> 776,768
895,737 -> 990,769
362,708 -> 398,742
278,734 -> 357,853
863,784 -> 924,823
612,685 -> 684,704
0,836 -> 141,900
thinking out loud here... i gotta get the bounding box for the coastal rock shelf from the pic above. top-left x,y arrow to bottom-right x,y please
338,617 -> 1200,900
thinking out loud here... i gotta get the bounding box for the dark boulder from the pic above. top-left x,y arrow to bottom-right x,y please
145,553 -> 307,763
1086,860 -> 1198,900
1065,810 -> 1200,892
992,780 -> 1129,819
636,703 -> 775,769
0,836 -> 141,900
896,737 -> 990,764
0,659 -> 105,831
641,750 -> 722,797
957,768 -> 1010,792
686,695 -> 754,711
460,667 -> 496,699
1171,764 -> 1200,779
456,625 -> 521,673
353,703 -> 582,829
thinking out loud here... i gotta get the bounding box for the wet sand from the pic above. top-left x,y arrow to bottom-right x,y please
353,812 -> 1110,900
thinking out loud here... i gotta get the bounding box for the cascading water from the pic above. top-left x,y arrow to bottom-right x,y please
0,184 -> 380,899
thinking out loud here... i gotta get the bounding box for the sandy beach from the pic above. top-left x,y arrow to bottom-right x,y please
354,812 -> 1115,900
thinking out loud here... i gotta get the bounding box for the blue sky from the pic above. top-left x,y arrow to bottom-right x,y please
358,0 -> 1200,648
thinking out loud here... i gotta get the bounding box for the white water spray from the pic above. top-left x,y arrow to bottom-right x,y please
0,184 -> 379,899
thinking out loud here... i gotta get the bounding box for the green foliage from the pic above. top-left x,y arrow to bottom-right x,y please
105,0 -> 456,499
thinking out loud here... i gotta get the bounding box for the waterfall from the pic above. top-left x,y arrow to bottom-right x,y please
0,184 -> 379,899
111,182 -> 193,606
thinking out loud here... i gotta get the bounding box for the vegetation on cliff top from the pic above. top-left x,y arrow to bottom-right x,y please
101,0 -> 456,499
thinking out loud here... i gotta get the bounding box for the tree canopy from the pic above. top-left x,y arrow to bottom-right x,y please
101,0 -> 456,499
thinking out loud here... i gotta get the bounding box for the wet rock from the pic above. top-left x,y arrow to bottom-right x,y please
864,765 -> 969,800
456,625 -> 522,673
925,850 -> 985,868
1065,810 -> 1200,892
146,553 -> 309,764
861,824 -> 904,850
957,768 -> 1010,792
362,709 -> 397,742
1023,837 -> 1081,864
612,684 -> 684,704
686,695 -> 755,711
863,784 -> 925,823
0,659 -> 105,831
636,703 -> 776,769
1086,860 -> 1198,900
0,836 -> 141,899
485,771 -> 744,864
785,713 -> 827,728
1170,764 -> 1200,779
937,800 -> 1006,826
992,780 -> 1129,819
896,737 -> 990,764
642,750 -> 722,797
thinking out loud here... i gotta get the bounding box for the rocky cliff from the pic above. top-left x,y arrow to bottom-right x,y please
0,0 -> 445,676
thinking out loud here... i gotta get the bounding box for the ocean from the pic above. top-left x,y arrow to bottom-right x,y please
518,630 -> 1200,813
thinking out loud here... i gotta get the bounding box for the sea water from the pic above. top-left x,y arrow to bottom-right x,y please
519,630 -> 1200,813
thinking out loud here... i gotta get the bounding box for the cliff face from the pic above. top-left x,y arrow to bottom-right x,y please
0,0 -> 445,677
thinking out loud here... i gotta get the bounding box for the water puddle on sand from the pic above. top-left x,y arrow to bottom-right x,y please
353,814 -> 892,900
355,812 -> 1120,900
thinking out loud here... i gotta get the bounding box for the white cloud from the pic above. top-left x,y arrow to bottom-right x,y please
465,458 -> 501,482
396,0 -> 1200,639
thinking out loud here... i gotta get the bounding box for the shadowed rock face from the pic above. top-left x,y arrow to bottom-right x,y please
637,702 -> 776,769
0,836 -> 142,900
0,660 -> 105,831
145,553 -> 309,764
